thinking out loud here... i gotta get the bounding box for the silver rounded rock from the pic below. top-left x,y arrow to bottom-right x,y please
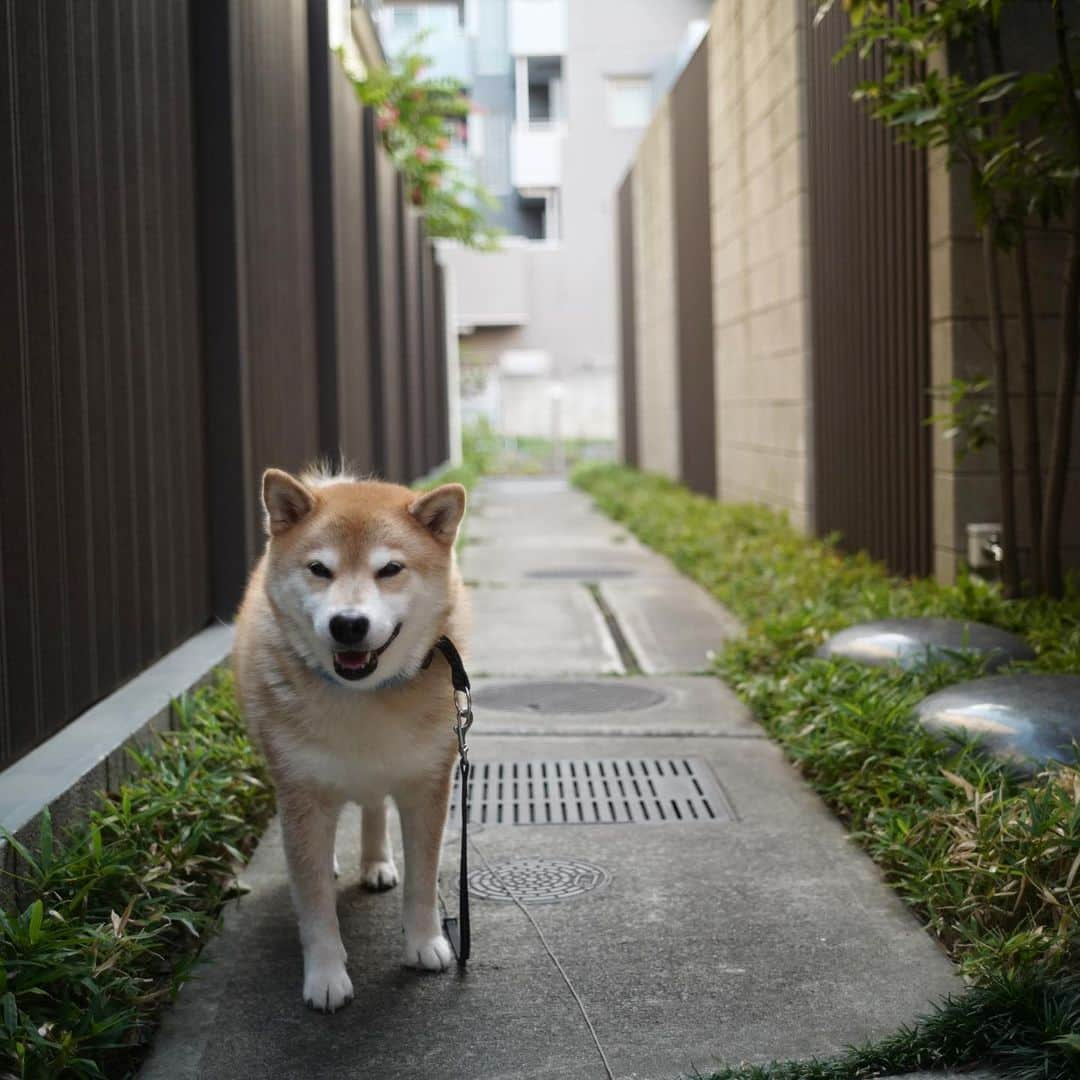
915,674 -> 1080,773
817,617 -> 1034,671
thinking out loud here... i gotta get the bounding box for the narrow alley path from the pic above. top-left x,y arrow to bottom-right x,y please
143,478 -> 960,1080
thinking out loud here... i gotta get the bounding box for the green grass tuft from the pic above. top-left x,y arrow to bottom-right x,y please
0,672 -> 275,1079
573,463 -> 1080,1080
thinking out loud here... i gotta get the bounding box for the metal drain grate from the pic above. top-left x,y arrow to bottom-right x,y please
449,757 -> 734,826
467,857 -> 609,904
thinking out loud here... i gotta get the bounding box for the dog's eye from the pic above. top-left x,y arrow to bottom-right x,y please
376,561 -> 404,580
307,561 -> 333,580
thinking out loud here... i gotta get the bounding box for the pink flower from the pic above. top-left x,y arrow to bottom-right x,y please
377,105 -> 399,131
416,146 -> 432,164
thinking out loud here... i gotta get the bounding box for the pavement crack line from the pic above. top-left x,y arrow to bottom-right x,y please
458,836 -> 617,1080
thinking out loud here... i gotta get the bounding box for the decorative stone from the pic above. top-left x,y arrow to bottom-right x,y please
915,675 -> 1080,772
817,617 -> 1034,671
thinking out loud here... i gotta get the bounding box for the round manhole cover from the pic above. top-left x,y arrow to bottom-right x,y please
468,857 -> 610,904
526,567 -> 634,580
473,681 -> 666,715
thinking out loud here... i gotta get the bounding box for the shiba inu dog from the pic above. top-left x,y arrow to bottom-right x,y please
233,466 -> 468,1012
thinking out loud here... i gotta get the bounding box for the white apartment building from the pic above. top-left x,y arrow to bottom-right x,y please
376,0 -> 710,441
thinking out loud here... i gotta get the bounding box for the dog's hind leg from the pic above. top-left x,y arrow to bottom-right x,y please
397,768 -> 454,972
279,786 -> 353,1013
359,798 -> 399,891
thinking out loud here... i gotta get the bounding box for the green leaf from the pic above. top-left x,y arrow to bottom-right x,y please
1,991 -> 18,1033
27,899 -> 43,944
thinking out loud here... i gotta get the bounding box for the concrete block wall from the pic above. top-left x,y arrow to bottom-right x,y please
707,0 -> 813,531
632,100 -> 682,480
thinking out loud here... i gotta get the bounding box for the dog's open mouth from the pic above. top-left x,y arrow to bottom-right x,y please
332,623 -> 402,682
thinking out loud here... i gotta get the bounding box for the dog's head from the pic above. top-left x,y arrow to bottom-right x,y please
260,467 -> 466,690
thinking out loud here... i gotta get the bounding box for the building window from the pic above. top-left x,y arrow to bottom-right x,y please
606,76 -> 652,129
516,56 -> 563,127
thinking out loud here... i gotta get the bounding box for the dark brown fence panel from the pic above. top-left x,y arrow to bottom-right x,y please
616,172 -> 639,467
420,232 -> 442,474
194,0 -> 320,613
309,0 -> 377,472
671,40 -> 716,497
237,0 -> 320,525
366,122 -> 409,482
401,208 -> 426,480
434,260 -> 451,465
807,10 -> 931,576
0,0 -> 209,769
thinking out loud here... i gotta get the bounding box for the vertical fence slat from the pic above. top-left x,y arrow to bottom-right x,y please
671,40 -> 716,496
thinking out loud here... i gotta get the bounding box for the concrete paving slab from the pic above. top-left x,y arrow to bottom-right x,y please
468,583 -> 625,676
142,734 -> 957,1080
460,540 -> 677,585
466,493 -> 630,548
469,676 -> 759,737
599,577 -> 743,674
463,480 -> 674,581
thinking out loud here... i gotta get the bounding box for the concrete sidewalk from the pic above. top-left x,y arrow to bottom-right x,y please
142,478 -> 970,1080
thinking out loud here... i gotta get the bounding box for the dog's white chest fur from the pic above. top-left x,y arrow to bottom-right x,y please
276,695 -> 453,804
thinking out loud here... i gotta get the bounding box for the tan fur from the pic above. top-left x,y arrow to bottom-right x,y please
233,470 -> 469,1012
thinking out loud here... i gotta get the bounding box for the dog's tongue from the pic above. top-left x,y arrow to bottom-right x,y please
335,650 -> 371,671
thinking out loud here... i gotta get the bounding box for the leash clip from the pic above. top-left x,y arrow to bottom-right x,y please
453,687 -> 473,760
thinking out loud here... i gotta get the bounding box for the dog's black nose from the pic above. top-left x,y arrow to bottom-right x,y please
330,614 -> 369,646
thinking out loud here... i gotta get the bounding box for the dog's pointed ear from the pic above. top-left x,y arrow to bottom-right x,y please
409,483 -> 466,546
262,469 -> 315,536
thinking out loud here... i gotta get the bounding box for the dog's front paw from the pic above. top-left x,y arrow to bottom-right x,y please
359,859 -> 399,891
404,933 -> 453,972
303,958 -> 354,1013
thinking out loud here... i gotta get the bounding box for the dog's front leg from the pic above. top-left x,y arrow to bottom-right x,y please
397,767 -> 454,972
279,787 -> 353,1011
360,799 -> 400,891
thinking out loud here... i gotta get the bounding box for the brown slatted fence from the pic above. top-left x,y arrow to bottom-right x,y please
0,0 -> 452,771
806,8 -> 932,576
0,0 -> 209,768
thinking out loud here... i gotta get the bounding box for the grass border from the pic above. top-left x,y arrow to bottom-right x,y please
573,463 -> 1080,1080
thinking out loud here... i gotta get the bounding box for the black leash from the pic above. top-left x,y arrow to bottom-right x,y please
427,635 -> 472,966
